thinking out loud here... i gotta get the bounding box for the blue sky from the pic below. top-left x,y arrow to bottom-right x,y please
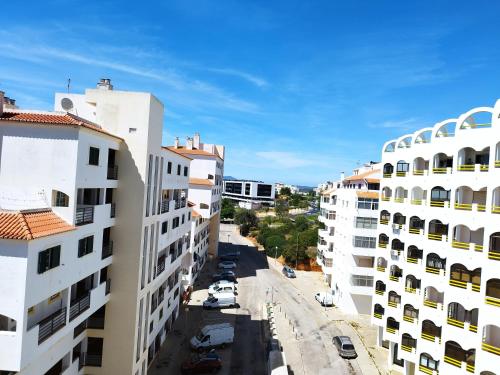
1,1 -> 500,185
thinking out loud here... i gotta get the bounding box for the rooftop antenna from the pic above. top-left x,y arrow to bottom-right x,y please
67,78 -> 71,93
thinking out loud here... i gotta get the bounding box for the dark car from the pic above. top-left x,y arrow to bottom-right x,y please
282,266 -> 296,278
332,336 -> 357,359
219,254 -> 239,262
181,352 -> 222,374
212,272 -> 237,283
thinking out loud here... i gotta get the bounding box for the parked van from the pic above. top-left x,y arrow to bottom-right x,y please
203,293 -> 239,309
315,292 -> 334,307
209,283 -> 237,295
190,323 -> 234,351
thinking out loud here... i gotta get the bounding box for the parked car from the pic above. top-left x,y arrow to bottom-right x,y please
212,274 -> 237,283
282,266 -> 296,278
209,282 -> 237,295
190,323 -> 234,351
181,352 -> 222,374
208,280 -> 234,292
315,292 -> 334,306
203,294 -> 239,309
217,261 -> 237,269
219,254 -> 239,262
332,336 -> 357,359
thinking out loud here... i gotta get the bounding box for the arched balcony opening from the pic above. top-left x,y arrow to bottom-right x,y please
482,325 -> 500,356
393,213 -> 406,228
375,280 -> 386,295
421,320 -> 442,343
413,157 -> 429,176
381,186 -> 392,201
419,352 -> 439,374
415,130 -> 432,144
488,233 -> 500,261
405,275 -> 420,294
386,316 -> 400,334
455,186 -> 486,212
485,278 -> 500,307
428,219 -> 449,241
376,257 -> 387,272
383,163 -> 394,178
396,160 -> 409,177
430,186 -> 450,208
436,121 -> 455,137
0,314 -> 16,332
423,286 -> 444,310
449,264 -> 481,292
391,238 -> 404,252
425,253 -> 446,275
384,142 -> 396,153
411,186 -> 426,205
373,304 -> 385,319
459,111 -> 492,129
401,333 -> 417,353
398,137 -> 412,149
380,210 -> 390,225
447,302 -> 478,332
389,265 -> 402,282
409,216 -> 425,235
52,190 -> 69,207
394,187 -> 407,203
491,188 -> 500,214
378,233 -> 389,249
457,146 -> 490,172
452,225 -> 484,251
388,291 -> 401,308
495,142 -> 500,168
407,245 -> 423,264
433,152 -> 453,174
444,341 -> 475,372
403,304 -> 419,324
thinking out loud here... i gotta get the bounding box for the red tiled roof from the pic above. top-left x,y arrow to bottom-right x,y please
192,210 -> 201,218
189,178 -> 214,186
162,146 -> 193,160
356,191 -> 379,199
0,111 -> 123,141
165,146 -> 222,160
0,209 -> 75,240
187,201 -> 196,207
344,169 -> 380,182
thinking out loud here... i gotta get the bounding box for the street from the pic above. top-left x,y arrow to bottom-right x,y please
150,224 -> 386,375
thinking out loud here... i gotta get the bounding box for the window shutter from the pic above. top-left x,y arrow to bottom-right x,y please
38,251 -> 46,274
52,246 -> 61,268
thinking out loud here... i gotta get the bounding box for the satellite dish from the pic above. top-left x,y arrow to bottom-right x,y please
61,98 -> 74,111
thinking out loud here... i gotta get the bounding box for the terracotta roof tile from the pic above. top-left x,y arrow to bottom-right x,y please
0,209 -> 74,240
356,191 -> 380,199
0,111 -> 123,141
344,169 -> 380,182
192,210 -> 201,218
165,146 -> 222,160
162,146 -> 193,160
189,178 -> 214,186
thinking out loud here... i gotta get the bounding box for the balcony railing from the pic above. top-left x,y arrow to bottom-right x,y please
69,293 -> 91,321
409,227 -> 423,235
419,365 -> 437,375
485,295 -> 500,307
37,307 -> 67,344
378,242 -> 388,249
430,200 -> 450,208
432,167 -> 448,174
447,317 -> 465,329
411,199 -> 424,205
80,352 -> 103,367
396,171 -> 406,177
401,343 -> 416,352
394,197 -> 405,203
425,266 -> 445,276
75,207 -> 94,226
375,289 -> 385,295
388,300 -> 399,308
107,165 -> 118,180
380,219 -> 389,225
376,266 -> 386,272
488,249 -> 500,261
102,241 -> 113,259
386,325 -> 399,334
482,341 -> 500,356
428,233 -> 447,241
383,173 -> 393,178
156,260 -> 166,276
373,312 -> 383,319
110,203 -> 116,218
421,332 -> 441,344
403,315 -> 416,324
423,299 -> 443,310
161,200 -> 170,214
407,257 -> 420,264
105,279 -> 111,295
492,205 -> 500,214
413,169 -> 425,176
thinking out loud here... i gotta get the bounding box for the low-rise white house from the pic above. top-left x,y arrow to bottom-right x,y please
317,163 -> 380,314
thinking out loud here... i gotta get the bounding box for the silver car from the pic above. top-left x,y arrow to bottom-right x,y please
333,336 -> 357,359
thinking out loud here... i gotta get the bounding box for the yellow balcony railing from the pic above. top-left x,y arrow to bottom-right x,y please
432,167 -> 448,174
380,219 -> 389,225
495,160 -> 500,168
376,266 -> 386,272
430,200 -> 449,208
444,355 -> 462,368
469,324 -> 477,333
394,197 -> 404,203
375,290 -> 384,295
381,197 -> 390,202
386,326 -> 397,334
411,199 -> 422,205
373,313 -> 383,319
403,315 -> 415,323
480,164 -> 489,172
428,233 -> 446,241
472,283 -> 480,292
383,173 -> 392,178
389,275 -> 399,282
405,286 -> 416,294
485,296 -> 500,307
452,240 -> 470,250
482,342 -> 500,356
466,363 -> 475,373
458,164 -> 475,171
388,301 -> 398,308
407,257 -> 418,264
378,243 -> 388,249
425,266 -> 443,275
421,332 -> 440,343
419,365 -> 434,375
409,228 -> 422,235
413,169 -> 424,176
492,205 -> 500,214
477,204 -> 486,212
401,344 -> 414,352
396,171 -> 406,177
488,250 -> 500,260
423,299 -> 438,309
449,279 -> 467,289
454,202 -> 472,211
447,317 -> 464,329
474,244 -> 483,252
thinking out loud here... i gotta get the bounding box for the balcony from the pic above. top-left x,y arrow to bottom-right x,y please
69,293 -> 91,322
110,203 -> 116,218
482,325 -> 500,356
452,240 -> 483,252
75,206 -> 94,226
156,257 -> 166,276
101,241 -> 113,259
161,199 -> 170,214
428,233 -> 447,241
80,352 -> 103,367
37,307 -> 67,344
107,165 -> 118,180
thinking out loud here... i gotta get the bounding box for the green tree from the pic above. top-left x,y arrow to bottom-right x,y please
274,199 -> 289,219
279,186 -> 292,196
234,208 -> 258,228
265,235 -> 286,257
221,198 -> 236,220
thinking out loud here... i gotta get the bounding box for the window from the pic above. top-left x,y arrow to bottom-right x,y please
172,217 -> 180,229
353,236 -> 376,248
420,354 -> 438,370
89,147 -> 100,166
161,221 -> 168,234
53,190 -> 69,207
188,212 -> 191,221
245,183 -> 251,195
182,214 -> 185,224
356,198 -> 379,210
78,236 -> 94,257
355,217 -> 377,229
167,162 -> 172,174
38,245 -> 61,274
177,164 -> 181,175
257,184 -> 272,197
184,166 -> 188,176
351,275 -> 373,287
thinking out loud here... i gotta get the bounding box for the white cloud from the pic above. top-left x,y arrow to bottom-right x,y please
368,117 -> 421,130
203,67 -> 268,88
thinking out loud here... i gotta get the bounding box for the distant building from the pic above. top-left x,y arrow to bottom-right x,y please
222,179 -> 275,209
275,182 -> 299,195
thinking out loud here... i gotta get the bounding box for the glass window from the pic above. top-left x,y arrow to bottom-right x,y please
167,162 -> 172,174
353,236 -> 376,248
89,147 -> 100,166
355,217 -> 377,229
184,166 -> 188,176
37,245 -> 61,274
177,165 -> 181,176
356,198 -> 379,210
78,236 -> 94,257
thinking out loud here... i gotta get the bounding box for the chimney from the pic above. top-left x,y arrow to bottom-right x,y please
186,137 -> 194,150
97,78 -> 113,90
174,137 -> 180,149
193,132 -> 200,149
0,91 -> 4,117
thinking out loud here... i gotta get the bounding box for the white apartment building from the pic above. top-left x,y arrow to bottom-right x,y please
0,82 -> 223,375
317,163 -> 380,314
222,179 -> 275,209
275,183 -> 299,195
371,101 -> 500,375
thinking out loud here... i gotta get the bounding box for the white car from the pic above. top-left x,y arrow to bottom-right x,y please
315,292 -> 334,307
218,261 -> 237,269
208,280 -> 236,295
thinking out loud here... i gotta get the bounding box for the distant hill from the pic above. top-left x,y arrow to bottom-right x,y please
223,176 -> 238,181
